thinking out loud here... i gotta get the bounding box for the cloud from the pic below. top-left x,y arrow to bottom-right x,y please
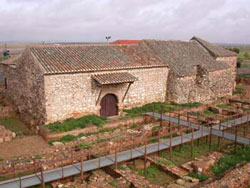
0,0 -> 249,43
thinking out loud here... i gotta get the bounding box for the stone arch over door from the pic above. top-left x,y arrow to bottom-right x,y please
100,94 -> 118,117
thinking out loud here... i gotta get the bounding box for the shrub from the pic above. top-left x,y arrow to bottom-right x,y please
188,172 -> 210,182
0,157 -> 3,162
211,146 -> 250,176
46,115 -> 107,132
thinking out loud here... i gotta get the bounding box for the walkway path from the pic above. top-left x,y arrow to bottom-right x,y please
0,113 -> 249,188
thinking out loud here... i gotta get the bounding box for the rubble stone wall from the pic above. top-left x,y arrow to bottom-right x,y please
216,56 -> 237,88
166,68 -> 234,103
44,67 -> 169,123
2,49 -> 46,124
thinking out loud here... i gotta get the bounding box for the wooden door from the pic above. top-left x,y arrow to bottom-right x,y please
100,94 -> 118,117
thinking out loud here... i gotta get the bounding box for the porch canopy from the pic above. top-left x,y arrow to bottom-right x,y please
92,72 -> 137,85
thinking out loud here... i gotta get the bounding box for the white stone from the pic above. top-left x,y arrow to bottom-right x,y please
52,142 -> 64,147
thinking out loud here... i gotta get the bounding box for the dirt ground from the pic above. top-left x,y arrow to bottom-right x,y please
0,135 -> 53,160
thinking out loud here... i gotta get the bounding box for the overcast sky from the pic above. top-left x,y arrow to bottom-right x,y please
0,0 -> 249,43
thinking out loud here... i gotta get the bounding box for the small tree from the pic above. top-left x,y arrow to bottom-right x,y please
244,52 -> 249,59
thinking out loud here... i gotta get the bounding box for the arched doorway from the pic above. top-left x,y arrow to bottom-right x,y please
100,94 -> 118,117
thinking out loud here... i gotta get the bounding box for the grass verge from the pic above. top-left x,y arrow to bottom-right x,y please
46,115 -> 107,132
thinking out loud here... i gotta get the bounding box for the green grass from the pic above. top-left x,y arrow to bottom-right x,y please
33,154 -> 42,159
0,157 -> 4,161
211,146 -> 250,176
188,172 -> 210,182
108,180 -> 116,187
0,55 -> 10,61
237,74 -> 250,78
238,49 -> 250,59
79,142 -> 92,149
157,160 -> 174,166
123,102 -> 177,118
98,128 -> 116,133
130,124 -> 138,129
48,127 -> 117,144
0,117 -> 32,134
133,164 -> 175,185
216,104 -> 232,109
188,112 -> 201,116
233,86 -> 243,95
160,137 -> 229,166
96,138 -> 110,143
170,102 -> 202,108
204,109 -> 215,115
46,115 -> 107,132
239,63 -> 250,68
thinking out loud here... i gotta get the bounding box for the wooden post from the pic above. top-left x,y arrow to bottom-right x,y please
33,159 -> 36,173
80,152 -> 83,183
158,129 -> 160,155
98,154 -> 101,168
40,164 -> 45,188
153,103 -> 155,117
180,126 -> 183,151
144,140 -> 147,175
218,121 -> 221,147
71,147 -> 73,164
234,126 -> 238,153
247,113 -> 249,137
197,116 -> 200,146
160,105 -> 163,127
19,176 -> 22,188
130,136 -> 133,159
190,128 -> 194,159
115,148 -> 118,170
209,127 -> 212,152
12,163 -> 16,178
169,125 -> 172,160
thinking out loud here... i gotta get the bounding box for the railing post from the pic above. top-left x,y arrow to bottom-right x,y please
234,126 -> 238,153
19,176 -> 22,188
130,136 -> 133,159
160,105 -> 163,128
12,162 -> 16,178
209,127 -> 212,152
115,148 -> 118,170
80,152 -> 83,183
218,120 -> 221,147
190,128 -> 194,159
40,163 -> 45,188
158,128 -> 160,155
71,147 -> 73,164
169,125 -> 172,160
180,126 -> 183,151
144,140 -> 147,175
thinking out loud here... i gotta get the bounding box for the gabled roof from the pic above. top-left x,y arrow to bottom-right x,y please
191,36 -> 237,57
92,72 -> 137,85
29,44 -> 166,74
110,40 -> 141,45
141,39 -> 230,77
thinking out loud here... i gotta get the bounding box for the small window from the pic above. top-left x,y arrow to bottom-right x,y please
4,78 -> 7,89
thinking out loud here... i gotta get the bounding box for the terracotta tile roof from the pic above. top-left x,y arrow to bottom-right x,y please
30,44 -> 166,74
191,36 -> 237,57
92,72 -> 137,85
141,39 -> 230,77
110,40 -> 141,45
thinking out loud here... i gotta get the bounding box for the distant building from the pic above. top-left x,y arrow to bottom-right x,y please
1,37 -> 237,125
